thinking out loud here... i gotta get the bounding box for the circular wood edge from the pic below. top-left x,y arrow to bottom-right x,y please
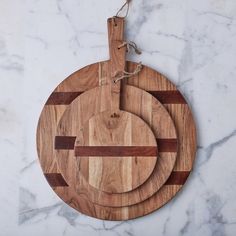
58,108 -> 158,194
53,84 -> 178,206
36,60 -> 197,220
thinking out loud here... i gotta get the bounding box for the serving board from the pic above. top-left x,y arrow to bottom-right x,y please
54,84 -> 177,207
54,18 -> 160,194
36,17 -> 197,220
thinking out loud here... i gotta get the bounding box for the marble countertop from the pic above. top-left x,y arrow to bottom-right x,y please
1,0 -> 236,235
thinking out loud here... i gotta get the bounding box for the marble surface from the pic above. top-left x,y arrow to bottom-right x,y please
1,0 -> 236,235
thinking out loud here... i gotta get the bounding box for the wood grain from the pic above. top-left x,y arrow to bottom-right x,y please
55,136 -> 178,153
37,59 -> 197,220
107,17 -> 126,110
74,146 -> 158,156
73,110 -> 157,193
54,84 -> 177,207
44,173 -> 68,187
55,18 -> 159,194
37,61 -> 196,220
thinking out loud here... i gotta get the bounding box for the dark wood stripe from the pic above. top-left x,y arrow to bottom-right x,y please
55,136 -> 76,150
148,91 -> 186,104
46,92 -> 83,105
46,91 -> 186,105
54,136 -> 178,153
74,146 -> 158,156
44,173 -> 68,187
165,171 -> 190,185
157,139 -> 178,152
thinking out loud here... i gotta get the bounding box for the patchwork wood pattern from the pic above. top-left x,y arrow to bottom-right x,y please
54,85 -> 177,207
36,17 -> 197,220
57,108 -> 158,194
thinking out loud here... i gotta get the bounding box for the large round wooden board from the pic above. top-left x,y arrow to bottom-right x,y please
54,84 -> 177,207
37,61 -> 197,220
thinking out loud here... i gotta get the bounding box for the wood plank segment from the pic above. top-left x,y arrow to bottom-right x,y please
68,110 -> 158,194
157,139 -> 178,152
54,85 -> 177,206
44,173 -> 68,187
37,105 -> 67,173
37,61 -> 197,220
44,171 -> 189,187
74,146 -> 158,156
55,136 -> 76,149
107,17 -> 126,110
148,91 -> 186,104
46,92 -> 83,105
45,90 -> 186,105
165,104 -> 197,171
165,171 -> 190,185
54,62 -> 100,92
54,136 -> 177,153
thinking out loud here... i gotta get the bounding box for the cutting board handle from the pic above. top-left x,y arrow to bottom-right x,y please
107,17 -> 126,111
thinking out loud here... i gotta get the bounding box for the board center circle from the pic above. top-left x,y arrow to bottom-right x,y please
74,110 -> 158,193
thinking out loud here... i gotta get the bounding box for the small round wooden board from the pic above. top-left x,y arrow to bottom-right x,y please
57,108 -> 158,194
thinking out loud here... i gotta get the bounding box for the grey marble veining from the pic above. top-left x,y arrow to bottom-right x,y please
0,0 -> 236,235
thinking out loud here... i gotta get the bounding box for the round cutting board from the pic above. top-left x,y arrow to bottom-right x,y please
37,18 -> 196,220
54,84 -> 177,207
57,106 -> 158,194
37,61 -> 197,220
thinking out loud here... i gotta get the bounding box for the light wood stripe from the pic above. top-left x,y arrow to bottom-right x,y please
74,146 -> 158,157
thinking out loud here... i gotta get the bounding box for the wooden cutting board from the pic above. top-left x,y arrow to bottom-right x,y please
37,60 -> 197,220
57,107 -> 158,194
54,84 -> 177,207
36,17 -> 197,220
61,17 -> 159,194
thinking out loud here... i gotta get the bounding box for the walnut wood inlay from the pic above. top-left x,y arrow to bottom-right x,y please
36,18 -> 197,220
44,173 -> 68,187
74,146 -> 158,156
46,92 -> 83,105
148,91 -> 186,104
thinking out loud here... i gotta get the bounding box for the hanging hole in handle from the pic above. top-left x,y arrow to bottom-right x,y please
112,17 -> 118,27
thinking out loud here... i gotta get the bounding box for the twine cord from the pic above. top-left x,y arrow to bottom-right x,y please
118,41 -> 142,55
113,1 -> 141,83
115,0 -> 131,18
113,62 -> 143,83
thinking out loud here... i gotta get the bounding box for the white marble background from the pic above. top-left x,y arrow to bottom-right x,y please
0,0 -> 236,235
